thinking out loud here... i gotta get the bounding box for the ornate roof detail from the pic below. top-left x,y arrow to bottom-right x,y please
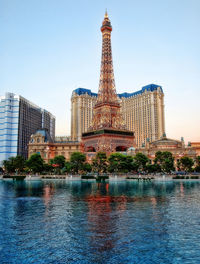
150,137 -> 183,147
30,129 -> 53,144
72,83 -> 163,98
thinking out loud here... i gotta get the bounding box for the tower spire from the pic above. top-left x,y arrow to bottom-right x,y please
105,9 -> 108,18
96,11 -> 119,107
90,13 -> 125,130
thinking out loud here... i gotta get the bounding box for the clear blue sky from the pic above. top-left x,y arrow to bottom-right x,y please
1,0 -> 200,143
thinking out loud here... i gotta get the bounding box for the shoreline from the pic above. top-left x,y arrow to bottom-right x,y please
1,174 -> 200,182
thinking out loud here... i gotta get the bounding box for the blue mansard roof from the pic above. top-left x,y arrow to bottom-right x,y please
118,84 -> 163,98
73,84 -> 163,98
35,129 -> 53,143
73,88 -> 98,97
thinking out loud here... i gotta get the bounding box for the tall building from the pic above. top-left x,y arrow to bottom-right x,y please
0,92 -> 55,164
71,88 -> 97,142
119,84 -> 165,147
71,84 -> 165,147
81,12 -> 134,156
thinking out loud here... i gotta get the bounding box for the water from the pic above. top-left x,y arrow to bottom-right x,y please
0,180 -> 200,264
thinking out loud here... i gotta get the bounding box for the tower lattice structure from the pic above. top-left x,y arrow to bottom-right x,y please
82,12 -> 135,156
91,12 -> 125,131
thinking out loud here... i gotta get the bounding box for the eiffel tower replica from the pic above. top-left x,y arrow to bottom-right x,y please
82,12 -> 135,155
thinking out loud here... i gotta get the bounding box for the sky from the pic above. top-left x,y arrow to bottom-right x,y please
1,0 -> 200,143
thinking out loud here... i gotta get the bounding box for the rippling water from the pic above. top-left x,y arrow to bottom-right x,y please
0,179 -> 200,264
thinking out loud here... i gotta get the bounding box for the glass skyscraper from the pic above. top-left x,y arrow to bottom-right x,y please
0,92 -> 55,165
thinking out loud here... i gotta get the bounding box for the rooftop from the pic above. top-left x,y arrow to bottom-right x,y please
35,129 -> 53,143
73,84 -> 163,98
0,92 -> 55,118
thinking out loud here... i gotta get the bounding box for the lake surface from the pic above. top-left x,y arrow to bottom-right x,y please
0,179 -> 200,264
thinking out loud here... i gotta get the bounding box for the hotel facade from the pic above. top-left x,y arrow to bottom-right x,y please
130,134 -> 197,167
0,92 -> 55,164
28,13 -> 200,164
71,84 -> 165,147
28,129 -> 80,163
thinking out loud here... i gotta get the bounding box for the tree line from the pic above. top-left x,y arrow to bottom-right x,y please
2,151 -> 200,175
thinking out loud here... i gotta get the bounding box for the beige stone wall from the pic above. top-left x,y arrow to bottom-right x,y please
71,93 -> 96,141
28,133 -> 80,163
133,137 -> 197,165
191,142 -> 200,156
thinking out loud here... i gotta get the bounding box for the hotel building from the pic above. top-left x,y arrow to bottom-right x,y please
28,129 -> 80,163
130,134 -> 197,167
0,92 -> 55,164
71,84 -> 165,147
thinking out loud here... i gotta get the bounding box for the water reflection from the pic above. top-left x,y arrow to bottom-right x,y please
86,183 -> 115,253
1,179 -> 200,263
180,182 -> 184,197
43,183 -> 55,207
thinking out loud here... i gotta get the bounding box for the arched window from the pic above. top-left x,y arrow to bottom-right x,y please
86,146 -> 96,152
116,146 -> 127,152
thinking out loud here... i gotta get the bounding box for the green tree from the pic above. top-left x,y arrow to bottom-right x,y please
51,155 -> 66,169
108,153 -> 124,173
92,152 -> 107,173
70,152 -> 86,174
146,163 -> 161,173
154,151 -> 174,173
3,157 -> 16,173
125,155 -> 134,173
43,163 -> 53,173
177,159 -> 181,171
180,156 -> 194,172
154,151 -> 162,166
134,153 -> 149,172
26,153 -> 44,173
3,155 -> 26,174
13,155 -> 25,173
195,156 -> 200,172
82,163 -> 92,173
63,161 -> 72,173
131,159 -> 139,172
108,153 -> 133,173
